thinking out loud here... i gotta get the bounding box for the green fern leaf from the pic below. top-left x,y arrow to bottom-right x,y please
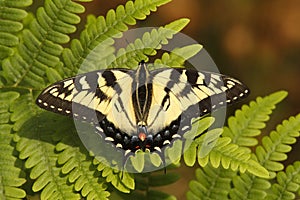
187,165 -> 233,200
229,93 -> 300,199
188,154 -> 270,200
0,0 -> 31,60
93,157 -> 135,193
0,91 -> 26,200
267,161 -> 300,200
62,0 -> 172,77
107,18 -> 190,71
198,128 -> 223,159
77,18 -> 190,73
154,44 -> 203,67
256,113 -> 300,178
1,0 -> 87,88
223,91 -> 288,147
229,171 -> 271,199
55,131 -> 111,199
16,113 -> 81,200
188,91 -> 289,200
10,92 -> 38,131
46,67 -> 63,83
197,136 -> 268,177
188,119 -> 269,178
182,117 -> 215,167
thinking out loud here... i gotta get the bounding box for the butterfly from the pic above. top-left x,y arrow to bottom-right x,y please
36,60 -> 249,166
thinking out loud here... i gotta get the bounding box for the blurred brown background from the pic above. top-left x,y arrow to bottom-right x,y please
81,0 -> 300,199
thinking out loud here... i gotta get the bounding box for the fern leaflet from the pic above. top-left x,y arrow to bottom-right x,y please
187,165 -> 234,200
187,91 -> 291,200
62,0 -> 171,77
107,18 -> 191,70
154,44 -> 203,68
1,0 -> 88,88
16,113 -> 81,200
229,94 -> 300,199
256,113 -> 300,177
267,161 -> 300,200
56,135 -> 110,199
223,90 -> 288,147
0,91 -> 26,200
0,0 -> 31,60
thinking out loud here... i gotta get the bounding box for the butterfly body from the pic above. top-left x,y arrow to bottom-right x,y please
36,61 -> 249,158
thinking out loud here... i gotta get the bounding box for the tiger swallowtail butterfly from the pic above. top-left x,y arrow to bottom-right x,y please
36,61 -> 249,167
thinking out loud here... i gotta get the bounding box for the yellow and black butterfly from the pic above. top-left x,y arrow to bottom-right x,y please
36,61 -> 249,163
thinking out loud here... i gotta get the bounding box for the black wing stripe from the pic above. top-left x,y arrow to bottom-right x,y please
185,70 -> 198,85
95,87 -> 109,100
102,70 -> 117,87
161,87 -> 171,111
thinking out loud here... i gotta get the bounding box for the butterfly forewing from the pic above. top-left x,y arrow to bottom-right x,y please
37,69 -> 133,124
151,68 -> 249,117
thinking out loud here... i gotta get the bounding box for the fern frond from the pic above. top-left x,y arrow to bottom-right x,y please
187,115 -> 270,200
229,94 -> 300,199
93,156 -> 135,193
223,91 -> 288,147
187,156 -> 270,199
256,113 -> 300,178
0,91 -> 26,199
62,0 -> 171,77
183,116 -> 268,178
267,161 -> 300,200
187,165 -> 234,200
56,134 -> 110,200
196,136 -> 268,178
154,44 -> 203,67
107,18 -> 191,70
229,170 -> 271,199
10,92 -> 38,131
0,0 -> 31,60
16,114 -> 81,200
183,117 -> 216,166
1,0 -> 88,88
76,18 -> 190,73
187,91 -> 289,200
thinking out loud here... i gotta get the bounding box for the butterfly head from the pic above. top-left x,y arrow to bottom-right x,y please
137,125 -> 147,142
135,124 -> 151,150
